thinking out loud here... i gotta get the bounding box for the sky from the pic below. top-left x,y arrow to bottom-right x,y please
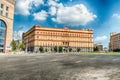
13,0 -> 120,48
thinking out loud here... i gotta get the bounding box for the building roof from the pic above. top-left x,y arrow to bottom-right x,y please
23,25 -> 93,36
6,0 -> 15,5
110,32 -> 120,37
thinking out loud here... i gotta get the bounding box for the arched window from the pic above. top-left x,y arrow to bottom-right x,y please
0,20 -> 6,52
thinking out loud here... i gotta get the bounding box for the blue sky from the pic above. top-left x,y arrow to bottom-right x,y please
14,0 -> 120,48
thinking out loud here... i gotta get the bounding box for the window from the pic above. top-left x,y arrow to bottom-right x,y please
0,20 -> 6,29
0,30 -> 5,37
37,36 -> 39,38
0,4 -> 3,8
6,6 -> 9,11
0,10 -> 3,15
5,13 -> 8,17
0,20 -> 6,51
0,39 -> 4,44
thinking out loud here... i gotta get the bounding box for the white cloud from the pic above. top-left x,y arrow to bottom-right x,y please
95,35 -> 107,42
49,6 -> 57,16
48,0 -> 63,16
112,13 -> 120,19
32,0 -> 44,7
52,4 -> 97,26
48,0 -> 59,7
33,10 -> 48,21
13,31 -> 24,40
15,0 -> 44,16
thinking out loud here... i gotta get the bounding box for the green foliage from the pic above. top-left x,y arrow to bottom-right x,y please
54,46 -> 57,52
10,40 -> 16,51
10,40 -> 25,51
106,52 -> 120,54
20,43 -> 25,50
45,48 -> 48,52
69,47 -> 72,52
59,46 -> 63,52
77,48 -> 81,52
39,46 -> 43,52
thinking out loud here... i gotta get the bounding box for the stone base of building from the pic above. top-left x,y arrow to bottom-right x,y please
25,46 -> 93,53
0,50 -> 10,53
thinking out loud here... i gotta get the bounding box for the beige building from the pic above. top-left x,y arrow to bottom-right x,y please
94,44 -> 103,51
0,0 -> 15,52
109,32 -> 120,51
23,25 -> 94,52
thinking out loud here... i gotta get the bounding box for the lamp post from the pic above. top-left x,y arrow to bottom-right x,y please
15,26 -> 23,51
25,39 -> 28,53
58,46 -> 59,53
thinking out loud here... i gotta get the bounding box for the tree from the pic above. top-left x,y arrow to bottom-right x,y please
77,48 -> 81,52
10,40 -> 25,51
39,46 -> 43,53
69,47 -> 72,52
94,47 -> 99,51
20,43 -> 25,50
59,46 -> 63,52
54,46 -> 57,52
104,47 -> 108,51
16,40 -> 20,50
45,48 -> 48,52
10,40 -> 17,51
113,49 -> 120,52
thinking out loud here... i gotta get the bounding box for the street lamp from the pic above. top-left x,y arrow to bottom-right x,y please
15,26 -> 24,51
25,39 -> 28,53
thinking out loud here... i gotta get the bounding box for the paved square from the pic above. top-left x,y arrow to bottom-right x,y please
0,53 -> 120,80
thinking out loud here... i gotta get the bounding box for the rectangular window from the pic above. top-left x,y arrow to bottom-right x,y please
0,30 -> 5,37
0,4 -> 3,8
5,13 -> 8,17
0,10 -> 3,15
0,39 -> 4,44
6,6 -> 9,11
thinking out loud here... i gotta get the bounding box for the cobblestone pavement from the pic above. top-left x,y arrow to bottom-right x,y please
0,53 -> 120,80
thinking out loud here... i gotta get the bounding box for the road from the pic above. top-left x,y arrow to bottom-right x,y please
0,53 -> 120,80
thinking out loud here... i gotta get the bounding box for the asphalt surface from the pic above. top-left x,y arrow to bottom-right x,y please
0,53 -> 120,80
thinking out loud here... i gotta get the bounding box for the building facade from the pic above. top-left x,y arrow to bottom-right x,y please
109,32 -> 120,51
0,0 -> 15,52
23,25 -> 94,52
94,44 -> 103,51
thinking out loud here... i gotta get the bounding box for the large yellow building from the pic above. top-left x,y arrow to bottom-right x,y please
109,32 -> 120,51
0,0 -> 15,52
23,25 -> 93,52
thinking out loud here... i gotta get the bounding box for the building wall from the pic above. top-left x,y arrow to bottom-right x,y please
0,0 -> 15,52
109,33 -> 120,51
94,44 -> 103,51
23,25 -> 94,52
